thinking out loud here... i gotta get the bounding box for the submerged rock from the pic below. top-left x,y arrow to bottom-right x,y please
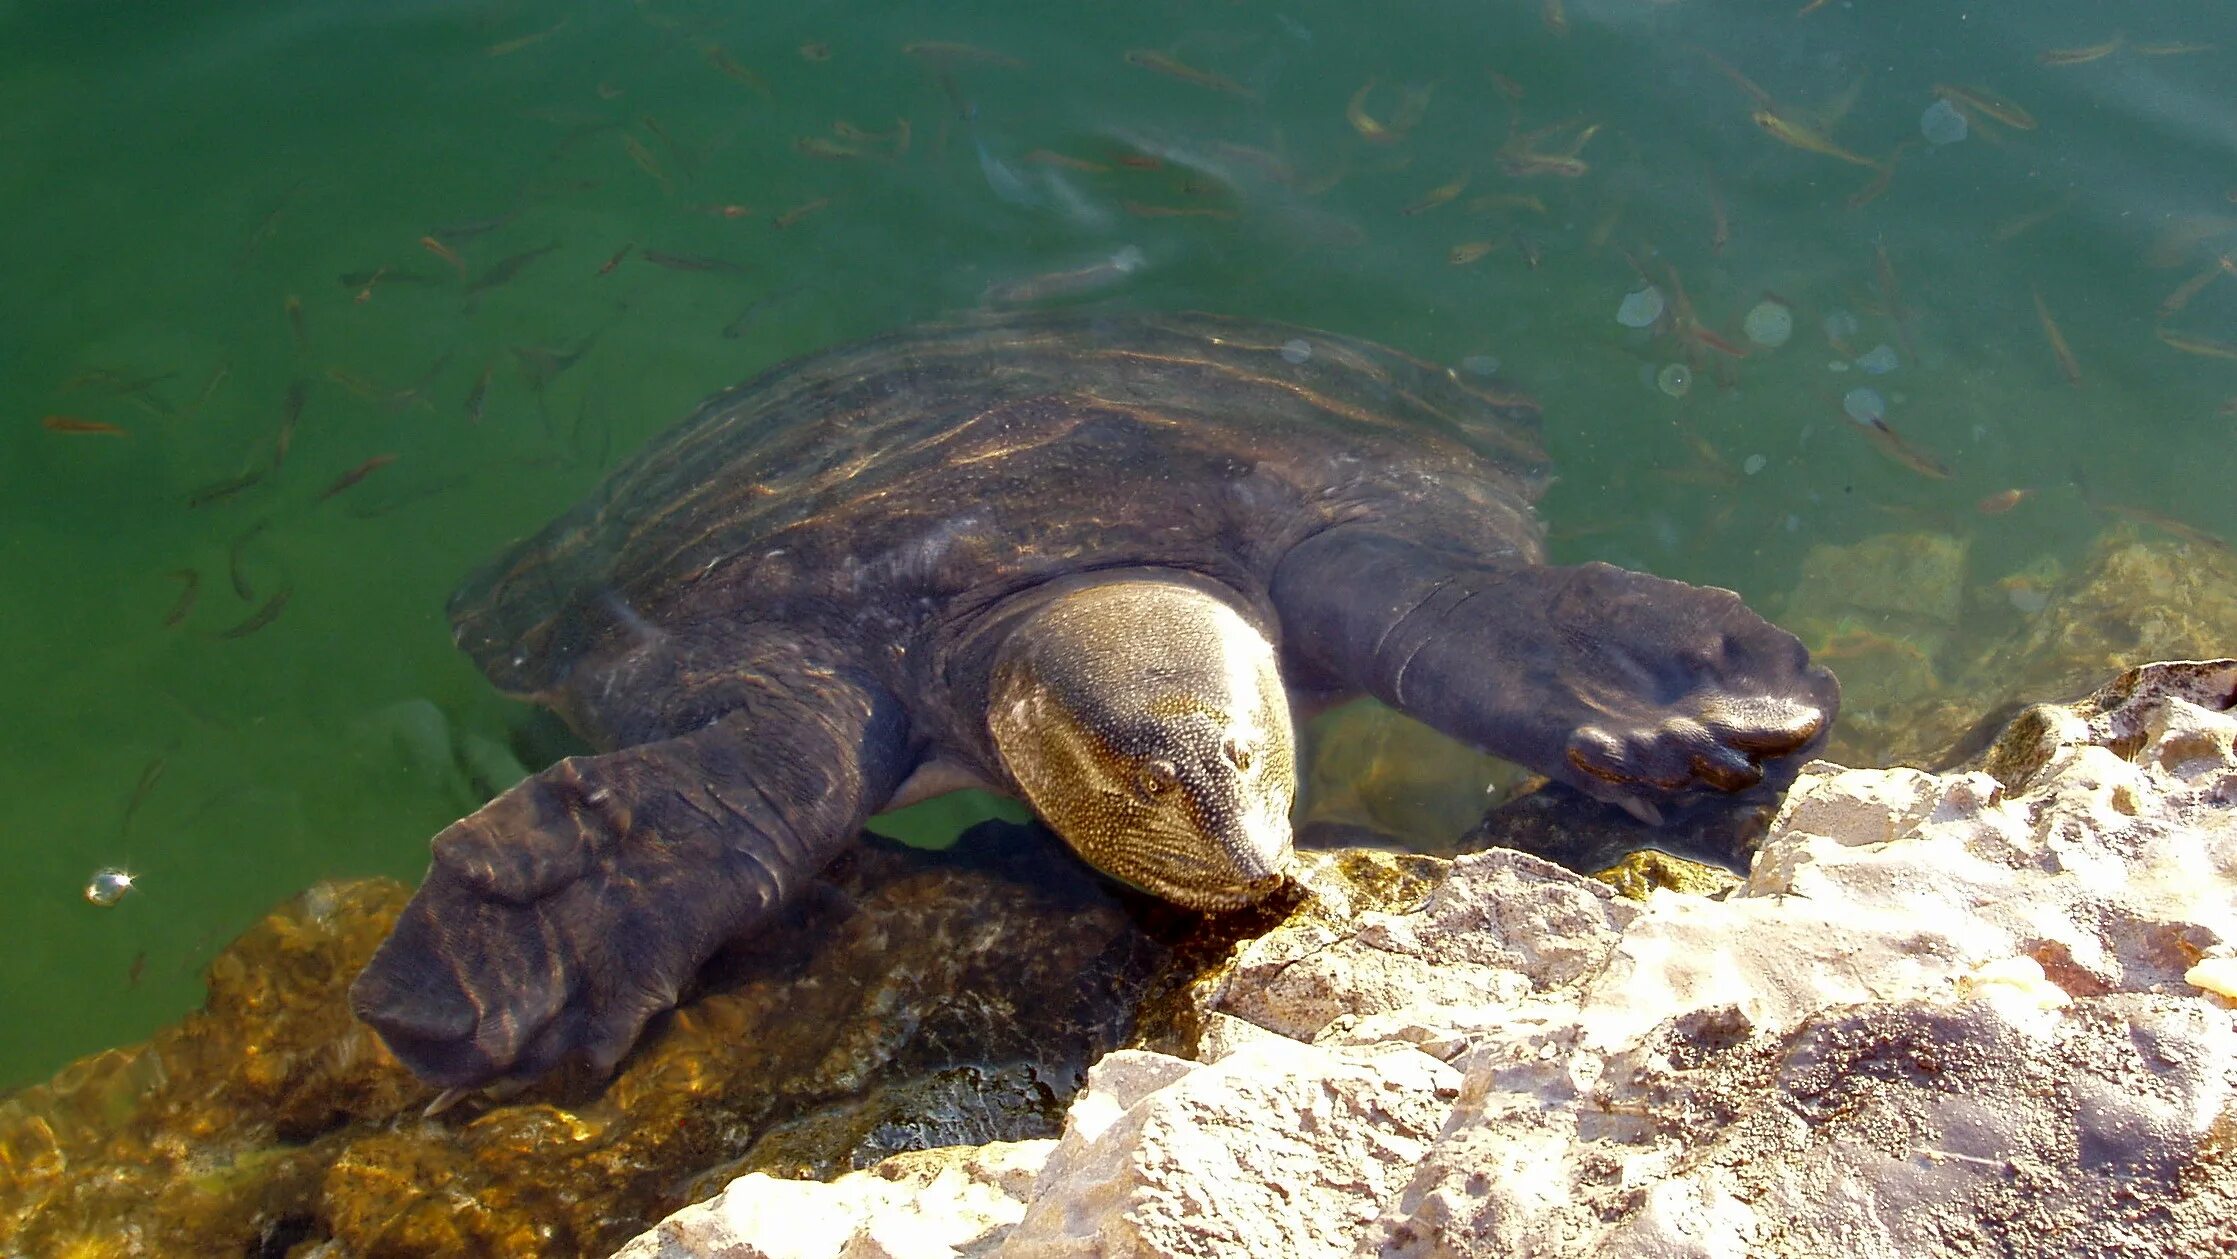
625,660 -> 2237,1258
1299,699 -> 1531,855
0,823 -> 1176,1257
1798,523 -> 2237,770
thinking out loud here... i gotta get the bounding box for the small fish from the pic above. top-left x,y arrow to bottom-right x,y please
2133,41 -> 2216,57
1931,83 -> 2036,131
623,133 -> 674,192
772,198 -> 831,229
127,951 -> 147,987
318,454 -> 397,501
161,569 -> 199,628
1448,240 -> 1499,266
419,235 -> 467,277
276,379 -> 306,468
1122,50 -> 1254,99
1466,193 -> 1548,216
194,362 -> 232,410
596,243 -> 633,275
218,582 -> 293,639
2159,255 -> 2235,317
430,212 -> 517,242
1024,149 -> 1109,172
2156,327 -> 2237,361
42,416 -> 126,435
2032,287 -> 2084,386
324,367 -> 383,401
1497,150 -> 1590,179
721,288 -> 799,339
467,241 -> 561,294
1977,488 -> 2036,514
1541,0 -> 1568,36
1990,195 -> 2073,242
2038,34 -> 2123,66
694,203 -> 753,219
641,248 -> 751,274
640,114 -> 698,175
984,246 -> 1145,305
702,44 -> 770,94
1347,80 -> 1395,144
464,362 -> 495,424
340,267 -> 435,288
60,366 -> 176,399
488,17 -> 568,57
352,267 -> 388,303
1752,110 -> 1882,168
229,519 -> 270,600
1706,177 -> 1730,255
2093,501 -> 2232,553
800,42 -> 831,62
1401,175 -> 1469,216
1114,153 -> 1164,171
513,334 -> 600,391
1857,417 -> 1952,479
832,118 -> 910,158
187,468 -> 265,509
1121,200 -> 1237,220
122,754 -> 167,835
900,41 -> 1023,69
1873,241 -> 1915,357
287,296 -> 309,349
795,136 -> 866,160
236,178 -> 308,271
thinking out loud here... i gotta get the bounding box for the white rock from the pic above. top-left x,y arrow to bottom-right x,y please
1003,1039 -> 1460,1258
625,661 -> 2237,1259
612,1140 -> 1055,1259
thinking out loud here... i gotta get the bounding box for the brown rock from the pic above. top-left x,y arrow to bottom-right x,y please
0,824 -> 1175,1258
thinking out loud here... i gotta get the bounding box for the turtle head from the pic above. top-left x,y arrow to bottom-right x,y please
988,579 -> 1296,910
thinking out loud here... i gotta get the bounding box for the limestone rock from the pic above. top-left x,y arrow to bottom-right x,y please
613,1140 -> 1056,1259
626,661 -> 2237,1259
1000,1043 -> 1460,1258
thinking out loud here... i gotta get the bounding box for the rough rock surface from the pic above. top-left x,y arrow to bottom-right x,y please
627,660 -> 2237,1258
0,825 -> 1174,1258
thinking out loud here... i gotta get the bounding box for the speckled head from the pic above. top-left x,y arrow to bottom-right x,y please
987,579 -> 1296,910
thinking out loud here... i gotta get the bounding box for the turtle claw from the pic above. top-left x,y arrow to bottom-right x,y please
1365,559 -> 1836,813
1528,565 -> 1834,806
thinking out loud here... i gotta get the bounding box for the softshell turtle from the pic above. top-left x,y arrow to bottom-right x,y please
353,311 -> 1837,1088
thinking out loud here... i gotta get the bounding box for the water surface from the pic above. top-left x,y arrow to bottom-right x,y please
4,0 -> 2233,1084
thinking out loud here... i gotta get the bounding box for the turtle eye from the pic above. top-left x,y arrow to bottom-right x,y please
1222,736 -> 1253,772
1136,759 -> 1179,798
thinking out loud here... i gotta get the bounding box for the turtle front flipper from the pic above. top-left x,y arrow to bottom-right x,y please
351,677 -> 910,1089
1271,527 -> 1838,823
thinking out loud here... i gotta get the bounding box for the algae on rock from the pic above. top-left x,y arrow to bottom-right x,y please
0,824 -> 1174,1258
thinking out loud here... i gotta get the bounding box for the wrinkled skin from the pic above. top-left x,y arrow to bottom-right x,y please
351,311 -> 1839,1092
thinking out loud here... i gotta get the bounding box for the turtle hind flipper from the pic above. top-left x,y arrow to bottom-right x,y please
351,678 -> 911,1089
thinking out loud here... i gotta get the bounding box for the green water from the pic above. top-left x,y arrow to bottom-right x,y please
3,0 -> 2232,1086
